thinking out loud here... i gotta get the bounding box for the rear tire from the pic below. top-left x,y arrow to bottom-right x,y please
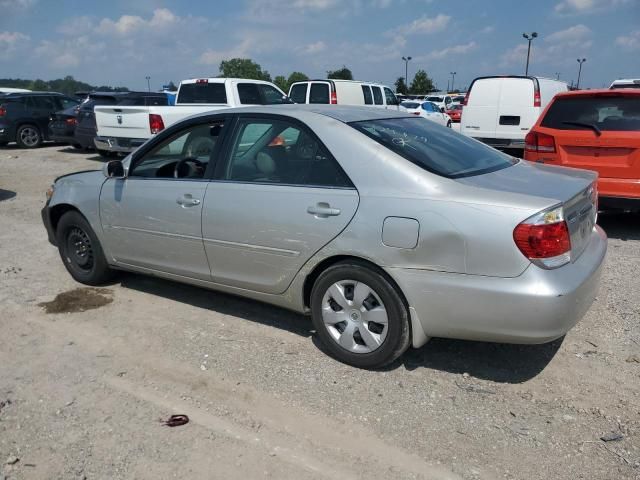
310,261 -> 411,369
16,124 -> 42,148
56,210 -> 115,285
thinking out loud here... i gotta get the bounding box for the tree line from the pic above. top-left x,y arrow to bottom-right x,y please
0,76 -> 129,95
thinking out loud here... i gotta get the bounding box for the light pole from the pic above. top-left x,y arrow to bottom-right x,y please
576,58 -> 586,89
402,56 -> 412,89
450,71 -> 456,92
145,76 -> 151,92
522,32 -> 538,76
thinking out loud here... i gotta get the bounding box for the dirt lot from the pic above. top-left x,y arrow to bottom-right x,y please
1,144 -> 639,480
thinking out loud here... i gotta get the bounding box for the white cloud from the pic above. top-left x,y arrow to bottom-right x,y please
0,31 -> 30,60
393,14 -> 451,35
301,41 -> 327,54
616,30 -> 640,50
554,0 -> 631,14
199,39 -> 253,65
0,0 -> 36,10
545,24 -> 591,43
481,26 -> 495,34
418,42 -> 478,61
500,44 -> 530,67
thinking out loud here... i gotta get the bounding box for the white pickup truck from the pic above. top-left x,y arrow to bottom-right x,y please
93,78 -> 288,154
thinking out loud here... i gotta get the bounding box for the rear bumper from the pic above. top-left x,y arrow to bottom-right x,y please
387,226 -> 607,345
75,127 -> 96,149
474,137 -> 525,149
94,136 -> 146,153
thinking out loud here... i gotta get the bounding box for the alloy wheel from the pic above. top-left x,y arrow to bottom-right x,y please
19,127 -> 40,147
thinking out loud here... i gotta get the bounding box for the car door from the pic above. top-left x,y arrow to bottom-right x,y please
26,96 -> 57,134
99,118 -> 228,279
203,115 -> 359,294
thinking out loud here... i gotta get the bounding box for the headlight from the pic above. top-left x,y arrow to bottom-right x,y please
45,184 -> 55,201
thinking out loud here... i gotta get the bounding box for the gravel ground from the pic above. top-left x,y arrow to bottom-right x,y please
0,144 -> 639,480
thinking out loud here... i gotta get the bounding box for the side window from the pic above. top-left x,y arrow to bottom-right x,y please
372,87 -> 383,105
289,83 -> 308,104
384,87 -> 398,106
361,85 -> 373,105
260,85 -> 285,104
238,83 -> 262,104
445,97 -> 452,105
28,96 -> 56,109
309,83 -> 330,104
130,121 -> 225,179
421,103 -> 431,112
60,97 -> 80,110
225,118 -> 351,188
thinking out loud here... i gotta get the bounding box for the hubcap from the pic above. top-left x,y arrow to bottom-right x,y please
66,227 -> 94,271
321,280 -> 388,354
20,127 -> 39,147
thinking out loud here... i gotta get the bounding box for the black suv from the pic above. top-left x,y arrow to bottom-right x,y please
0,92 -> 80,148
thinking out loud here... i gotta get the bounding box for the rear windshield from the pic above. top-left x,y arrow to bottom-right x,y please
309,83 -> 330,104
541,95 -> 640,132
177,82 -> 227,104
117,96 -> 169,106
350,117 -> 516,178
401,102 -> 420,109
426,96 -> 443,102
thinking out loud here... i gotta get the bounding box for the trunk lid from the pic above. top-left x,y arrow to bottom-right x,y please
457,161 -> 597,261
95,106 -> 152,138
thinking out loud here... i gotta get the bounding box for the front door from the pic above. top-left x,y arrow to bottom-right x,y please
203,116 -> 359,294
100,119 -> 227,279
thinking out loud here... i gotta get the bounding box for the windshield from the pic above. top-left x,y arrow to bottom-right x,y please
350,117 -> 516,178
426,96 -> 443,102
541,95 -> 640,131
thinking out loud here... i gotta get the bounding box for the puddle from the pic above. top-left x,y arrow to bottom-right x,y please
39,287 -> 113,314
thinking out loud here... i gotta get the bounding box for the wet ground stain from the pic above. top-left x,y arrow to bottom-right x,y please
39,287 -> 113,314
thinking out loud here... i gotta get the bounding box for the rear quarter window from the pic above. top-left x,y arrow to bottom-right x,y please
372,87 -> 383,105
541,96 -> 640,132
362,85 -> 373,105
177,83 -> 227,104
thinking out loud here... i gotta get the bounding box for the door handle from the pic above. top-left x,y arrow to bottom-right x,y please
176,195 -> 201,207
307,202 -> 340,218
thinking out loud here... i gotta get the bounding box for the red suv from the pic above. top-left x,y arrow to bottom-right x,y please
524,89 -> 640,210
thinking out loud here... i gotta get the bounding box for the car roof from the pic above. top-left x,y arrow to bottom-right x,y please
1,91 -> 65,97
554,88 -> 640,98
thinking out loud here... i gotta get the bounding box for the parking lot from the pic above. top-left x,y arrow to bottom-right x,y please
1,144 -> 639,479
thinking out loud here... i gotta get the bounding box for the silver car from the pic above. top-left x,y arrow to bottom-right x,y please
42,105 -> 607,368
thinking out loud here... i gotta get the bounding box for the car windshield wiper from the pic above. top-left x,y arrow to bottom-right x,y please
562,121 -> 602,136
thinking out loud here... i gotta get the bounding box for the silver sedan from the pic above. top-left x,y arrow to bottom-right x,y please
42,105 -> 607,368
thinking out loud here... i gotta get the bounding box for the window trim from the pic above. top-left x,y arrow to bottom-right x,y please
212,113 -> 355,190
128,114 -> 232,181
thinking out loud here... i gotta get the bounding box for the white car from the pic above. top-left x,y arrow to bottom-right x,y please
425,94 -> 453,112
400,101 -> 452,127
609,79 -> 640,89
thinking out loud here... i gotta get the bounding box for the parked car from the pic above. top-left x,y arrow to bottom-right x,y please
609,79 -> 640,89
460,76 -> 569,149
524,89 -> 640,210
452,95 -> 466,105
0,92 -> 80,148
93,78 -> 288,155
288,79 -> 400,110
42,105 -> 605,368
446,104 -> 463,122
425,94 -> 453,111
48,105 -> 81,148
400,101 -> 452,127
0,88 -> 31,94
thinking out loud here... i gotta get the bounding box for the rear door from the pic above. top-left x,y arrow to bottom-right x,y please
496,78 -> 537,142
203,115 -> 359,294
538,93 -> 640,185
461,78 -> 501,139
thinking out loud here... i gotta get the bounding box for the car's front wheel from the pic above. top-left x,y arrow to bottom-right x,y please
310,261 -> 411,368
56,210 -> 115,285
16,125 -> 42,148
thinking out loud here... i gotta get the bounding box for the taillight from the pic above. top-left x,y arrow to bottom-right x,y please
65,118 -> 77,126
149,114 -> 165,134
330,90 -> 337,104
513,206 -> 571,269
0,106 -> 5,117
590,180 -> 598,213
524,131 -> 556,153
533,91 -> 541,107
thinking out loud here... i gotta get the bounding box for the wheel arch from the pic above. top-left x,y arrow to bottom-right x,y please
49,203 -> 84,236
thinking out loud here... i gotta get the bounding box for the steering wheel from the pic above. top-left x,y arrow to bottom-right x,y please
174,157 -> 205,179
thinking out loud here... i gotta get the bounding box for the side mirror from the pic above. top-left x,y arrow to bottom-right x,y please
103,160 -> 125,178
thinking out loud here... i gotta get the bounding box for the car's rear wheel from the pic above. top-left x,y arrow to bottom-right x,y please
310,261 -> 410,368
56,211 -> 115,285
16,125 -> 42,148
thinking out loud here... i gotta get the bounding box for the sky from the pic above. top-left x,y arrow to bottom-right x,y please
0,0 -> 639,92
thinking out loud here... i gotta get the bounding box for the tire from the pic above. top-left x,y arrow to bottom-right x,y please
56,210 -> 115,285
16,124 -> 42,148
447,121 -> 452,128
72,144 -> 83,150
97,149 -> 115,158
0,142 -> 7,147
310,261 -> 411,369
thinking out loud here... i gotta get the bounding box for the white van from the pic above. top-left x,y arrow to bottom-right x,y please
609,79 -> 640,89
288,79 -> 400,110
460,75 -> 568,149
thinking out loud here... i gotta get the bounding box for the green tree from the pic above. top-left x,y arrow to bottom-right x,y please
327,66 -> 353,80
219,58 -> 271,81
394,77 -> 408,95
273,75 -> 288,92
287,71 -> 309,88
409,69 -> 435,94
29,79 -> 49,91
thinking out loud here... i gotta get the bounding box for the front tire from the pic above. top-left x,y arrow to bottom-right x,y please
310,261 -> 410,368
16,125 -> 42,148
56,211 -> 115,285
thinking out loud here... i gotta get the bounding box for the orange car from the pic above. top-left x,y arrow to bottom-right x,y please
524,89 -> 640,210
